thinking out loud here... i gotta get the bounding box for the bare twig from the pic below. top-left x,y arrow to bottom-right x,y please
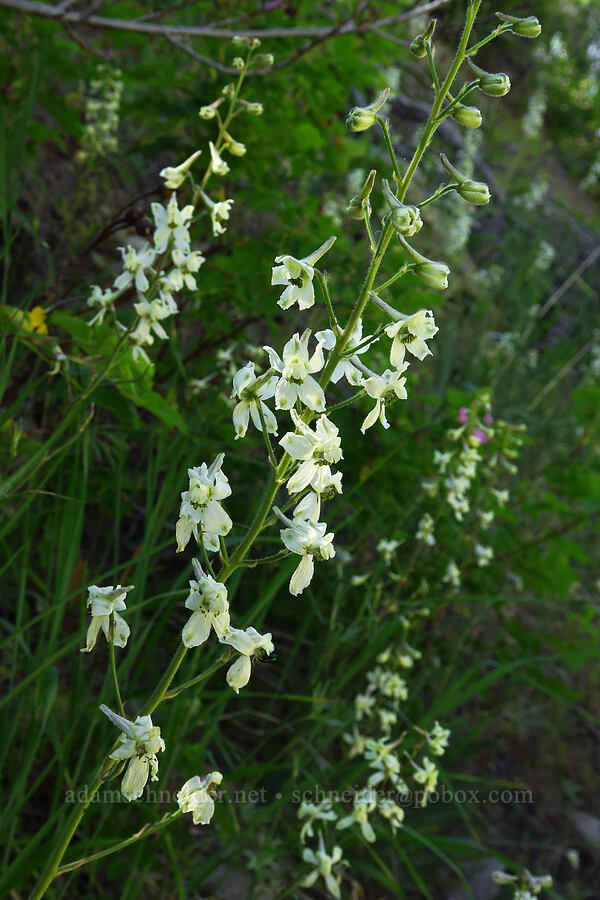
0,0 -> 455,48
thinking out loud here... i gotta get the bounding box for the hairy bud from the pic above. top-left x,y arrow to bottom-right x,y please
496,12 -> 542,38
451,104 -> 482,129
410,19 -> 437,58
346,88 -> 390,132
382,179 -> 423,236
346,169 -> 377,219
440,154 -> 490,205
467,59 -> 511,97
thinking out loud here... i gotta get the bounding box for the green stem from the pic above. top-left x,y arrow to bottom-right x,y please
257,400 -> 278,468
108,623 -> 124,717
377,116 -> 403,185
163,653 -> 231,701
56,812 -> 181,875
314,269 -> 338,328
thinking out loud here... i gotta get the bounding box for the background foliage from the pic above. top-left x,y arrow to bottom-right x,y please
1,0 -> 599,897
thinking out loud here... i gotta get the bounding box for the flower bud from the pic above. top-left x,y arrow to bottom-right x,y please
467,59 -> 511,97
245,102 -> 264,116
451,104 -> 482,129
399,236 -> 449,290
223,132 -> 246,156
251,53 -> 275,68
496,12 -> 542,38
457,181 -> 491,205
232,57 -> 245,70
409,19 -> 437,58
346,88 -> 390,132
382,178 -> 422,236
346,169 -> 376,219
440,154 -> 490,205
199,105 -> 217,120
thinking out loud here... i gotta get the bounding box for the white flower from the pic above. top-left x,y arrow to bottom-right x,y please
415,513 -> 435,546
176,454 -> 232,553
113,244 -> 156,293
201,191 -> 234,236
159,150 -> 202,189
427,721 -> 451,756
475,543 -> 494,566
365,740 -> 402,788
316,317 -> 376,386
176,771 -> 222,824
271,237 -> 335,311
87,284 -> 116,325
478,509 -> 495,529
360,365 -> 409,433
100,705 -> 165,801
151,194 -> 194,253
378,798 -> 405,832
302,832 -> 346,899
219,625 -> 274,693
280,410 -> 342,493
208,141 -> 229,175
413,756 -> 438,803
277,509 -> 335,595
181,559 -> 230,647
132,294 -> 177,345
230,362 -> 278,439
442,560 -> 461,588
298,800 -> 338,843
492,488 -> 509,507
264,332 -> 326,412
336,788 -> 377,842
377,538 -> 400,563
80,584 -> 133,652
291,466 -> 343,521
166,249 -> 205,291
354,692 -> 375,721
384,309 -> 438,367
433,450 -> 453,472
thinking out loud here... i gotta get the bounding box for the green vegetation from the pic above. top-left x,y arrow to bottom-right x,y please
1,1 -> 599,897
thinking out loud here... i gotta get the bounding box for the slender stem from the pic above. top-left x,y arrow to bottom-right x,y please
374,263 -> 410,293
418,184 -> 457,208
377,117 -> 403,185
326,390 -> 366,415
426,44 -> 440,92
56,813 -> 181,875
314,269 -> 338,328
163,653 -> 230,700
141,641 -> 188,716
466,23 -> 511,56
108,621 -> 124,717
257,400 -> 278,468
363,204 -> 376,253
198,535 -> 216,579
240,548 -> 290,568
218,534 -> 230,565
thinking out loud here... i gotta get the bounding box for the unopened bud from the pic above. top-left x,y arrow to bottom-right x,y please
400,236 -> 449,290
410,19 -> 437,58
251,53 -> 275,68
346,169 -> 377,219
467,59 -> 511,96
199,105 -> 218,120
452,104 -> 482,128
223,132 -> 246,156
440,154 -> 490,204
232,57 -> 245,70
245,102 -> 264,116
346,88 -> 390,132
382,179 -> 423,236
496,12 -> 542,38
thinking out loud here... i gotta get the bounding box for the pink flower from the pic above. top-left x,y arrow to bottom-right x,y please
458,407 -> 468,424
473,427 -> 488,443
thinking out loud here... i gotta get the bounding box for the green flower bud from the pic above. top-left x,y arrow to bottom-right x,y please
346,169 -> 377,219
467,59 -> 511,97
346,88 -> 390,132
452,104 -> 482,129
251,53 -> 275,68
457,181 -> 491,205
245,102 -> 264,116
414,260 -> 450,290
232,57 -> 245,70
496,12 -> 542,38
439,154 -> 490,205
381,178 -> 423,236
410,19 -> 437,58
398,235 -> 449,291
